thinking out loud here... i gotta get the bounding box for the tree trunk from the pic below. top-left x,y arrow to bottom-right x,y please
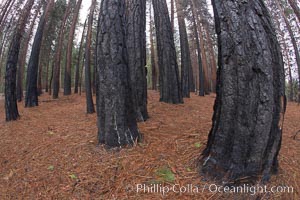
175,0 -> 192,98
53,1 -> 72,99
170,0 -> 174,32
17,4 -> 40,102
288,0 -> 300,22
152,0 -> 183,104
0,0 -> 14,26
96,0 -> 141,147
126,0 -> 149,121
5,0 -> 35,121
25,0 -> 54,107
190,3 -> 205,96
64,0 -> 82,95
74,19 -> 87,94
201,0 -> 286,183
149,3 -> 157,91
84,0 -> 96,114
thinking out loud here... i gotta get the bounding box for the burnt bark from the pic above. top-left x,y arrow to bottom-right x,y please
25,0 -> 54,107
175,0 -> 192,98
84,0 -> 96,114
64,0 -> 82,95
126,0 -> 149,121
152,0 -> 183,104
96,0 -> 141,147
201,0 -> 286,183
74,19 -> 87,94
5,0 -> 35,121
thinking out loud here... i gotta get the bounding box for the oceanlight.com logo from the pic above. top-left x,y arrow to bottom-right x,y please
135,184 -> 294,196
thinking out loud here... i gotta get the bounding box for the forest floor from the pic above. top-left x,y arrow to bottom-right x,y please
0,91 -> 299,200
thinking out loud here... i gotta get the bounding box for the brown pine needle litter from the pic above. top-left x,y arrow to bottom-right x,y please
0,91 -> 299,199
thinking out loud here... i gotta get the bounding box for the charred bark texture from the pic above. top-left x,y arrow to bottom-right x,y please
96,0 -> 141,147
5,0 -> 35,121
201,0 -> 286,183
25,0 -> 54,107
126,0 -> 149,121
175,0 -> 192,98
152,0 -> 183,104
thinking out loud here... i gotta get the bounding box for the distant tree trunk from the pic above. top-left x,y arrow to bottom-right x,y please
152,0 -> 183,104
201,0 -> 286,183
25,0 -> 54,107
149,4 -> 157,90
175,0 -> 192,98
17,5 -> 40,102
64,0 -> 82,95
126,0 -> 149,121
273,0 -> 300,103
74,19 -> 87,94
84,0 -> 96,114
287,0 -> 300,22
170,0 -> 174,32
96,0 -> 140,147
5,0 -> 35,121
53,1 -> 72,99
190,3 -> 205,96
0,0 -> 14,26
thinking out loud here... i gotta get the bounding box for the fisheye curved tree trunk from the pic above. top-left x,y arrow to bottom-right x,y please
152,0 -> 183,104
4,0 -> 35,121
201,0 -> 286,183
25,0 -> 54,107
96,0 -> 141,147
126,0 -> 149,121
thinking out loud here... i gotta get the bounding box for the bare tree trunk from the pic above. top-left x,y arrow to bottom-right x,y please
64,0 -> 83,95
152,0 -> 183,104
5,0 -> 35,121
96,0 -> 140,147
202,0 -> 285,183
25,0 -> 54,107
74,19 -> 87,94
149,3 -> 157,90
288,0 -> 300,22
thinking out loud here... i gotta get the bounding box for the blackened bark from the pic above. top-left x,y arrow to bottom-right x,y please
25,0 -> 54,107
64,0 -> 82,95
5,0 -> 35,121
126,0 -> 149,121
175,0 -> 192,98
201,0 -> 286,183
84,0 -> 96,114
152,0 -> 183,104
190,4 -> 205,96
96,0 -> 141,147
74,19 -> 87,94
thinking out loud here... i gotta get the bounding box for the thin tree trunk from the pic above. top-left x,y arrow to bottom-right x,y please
96,0 -> 140,147
202,0 -> 286,183
149,3 -> 157,90
175,0 -> 192,98
64,0 -> 83,95
288,0 -> 300,22
5,0 -> 35,121
84,0 -> 96,114
74,19 -> 87,94
25,0 -> 54,107
170,0 -> 174,32
152,0 -> 183,104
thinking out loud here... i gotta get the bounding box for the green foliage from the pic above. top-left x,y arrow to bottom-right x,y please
155,167 -> 175,183
69,174 -> 78,180
194,142 -> 201,148
47,165 -> 54,170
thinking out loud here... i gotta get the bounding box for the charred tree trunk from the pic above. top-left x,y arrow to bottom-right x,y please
152,0 -> 183,104
74,19 -> 87,94
53,1 -> 72,99
25,0 -> 54,107
84,0 -> 96,114
149,4 -> 157,91
5,0 -> 35,121
201,0 -> 286,183
126,0 -> 149,121
64,0 -> 82,95
190,4 -> 205,96
175,0 -> 192,98
96,0 -> 141,147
